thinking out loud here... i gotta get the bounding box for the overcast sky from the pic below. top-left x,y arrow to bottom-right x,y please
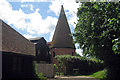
0,0 -> 83,55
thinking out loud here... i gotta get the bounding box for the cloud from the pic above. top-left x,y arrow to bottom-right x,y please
23,34 -> 35,39
21,0 -> 34,2
26,9 -> 57,35
21,0 -> 51,3
49,0 -> 79,15
49,0 -> 80,28
30,4 -> 34,11
49,30 -> 54,41
6,0 -> 51,2
0,0 -> 80,42
0,0 -> 26,30
76,48 -> 83,56
0,0 -> 57,37
49,0 -> 62,16
21,4 -> 34,11
75,43 -> 83,56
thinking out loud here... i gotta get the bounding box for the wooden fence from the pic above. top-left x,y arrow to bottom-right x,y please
36,64 -> 55,78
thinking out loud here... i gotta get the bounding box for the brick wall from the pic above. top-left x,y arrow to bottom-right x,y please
50,48 -> 75,65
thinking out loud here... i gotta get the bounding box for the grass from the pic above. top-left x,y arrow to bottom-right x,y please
88,69 -> 106,79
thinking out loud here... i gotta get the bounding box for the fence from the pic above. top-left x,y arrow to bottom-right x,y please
36,64 -> 55,78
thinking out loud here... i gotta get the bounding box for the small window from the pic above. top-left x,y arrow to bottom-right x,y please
53,52 -> 55,57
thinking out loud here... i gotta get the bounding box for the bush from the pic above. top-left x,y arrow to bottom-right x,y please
54,64 -> 58,70
37,73 -> 47,80
55,55 -> 104,75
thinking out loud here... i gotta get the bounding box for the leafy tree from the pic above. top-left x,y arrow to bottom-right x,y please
73,2 -> 120,80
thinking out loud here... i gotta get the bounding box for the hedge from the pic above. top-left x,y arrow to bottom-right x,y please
55,55 -> 104,75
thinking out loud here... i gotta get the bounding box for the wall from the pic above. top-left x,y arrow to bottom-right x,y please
0,52 -> 2,80
36,64 -> 54,78
0,20 -> 2,80
2,52 -> 35,79
50,48 -> 75,65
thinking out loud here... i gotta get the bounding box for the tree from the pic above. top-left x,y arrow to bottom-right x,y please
73,2 -> 120,80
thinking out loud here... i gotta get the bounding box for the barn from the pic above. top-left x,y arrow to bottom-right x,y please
0,19 -> 36,79
29,37 -> 51,63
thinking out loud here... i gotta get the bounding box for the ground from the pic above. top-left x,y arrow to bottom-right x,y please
48,76 -> 99,80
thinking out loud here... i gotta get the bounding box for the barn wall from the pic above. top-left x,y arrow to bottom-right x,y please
0,20 -> 2,51
2,52 -> 35,79
0,52 -> 2,80
0,20 -> 2,80
0,20 -> 35,56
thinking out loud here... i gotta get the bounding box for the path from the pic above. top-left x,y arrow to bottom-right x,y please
48,76 -> 99,80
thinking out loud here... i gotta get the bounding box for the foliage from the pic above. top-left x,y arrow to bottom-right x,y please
55,55 -> 104,75
37,73 -> 47,80
55,55 -> 103,63
54,64 -> 58,70
89,69 -> 107,79
73,2 -> 120,58
73,2 -> 120,80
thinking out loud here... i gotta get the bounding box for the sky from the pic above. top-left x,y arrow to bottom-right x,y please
0,0 -> 83,55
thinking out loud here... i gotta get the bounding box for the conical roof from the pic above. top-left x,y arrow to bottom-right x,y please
50,5 -> 75,49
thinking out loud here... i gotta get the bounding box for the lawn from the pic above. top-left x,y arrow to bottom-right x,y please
88,69 -> 106,79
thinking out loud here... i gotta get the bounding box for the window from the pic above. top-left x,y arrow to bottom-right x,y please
53,52 -> 55,57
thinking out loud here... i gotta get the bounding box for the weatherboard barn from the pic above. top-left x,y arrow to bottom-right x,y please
0,19 -> 36,79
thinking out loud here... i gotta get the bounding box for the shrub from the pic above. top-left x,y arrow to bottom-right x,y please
37,73 -> 47,80
55,55 -> 104,75
54,64 -> 58,70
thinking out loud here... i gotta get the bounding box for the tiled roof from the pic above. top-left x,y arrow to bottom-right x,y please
50,5 -> 75,49
29,37 -> 46,44
29,37 -> 43,41
0,19 -> 35,56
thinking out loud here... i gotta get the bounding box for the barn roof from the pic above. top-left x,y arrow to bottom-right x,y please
29,37 -> 43,41
29,37 -> 47,44
0,19 -> 35,56
50,5 -> 75,49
